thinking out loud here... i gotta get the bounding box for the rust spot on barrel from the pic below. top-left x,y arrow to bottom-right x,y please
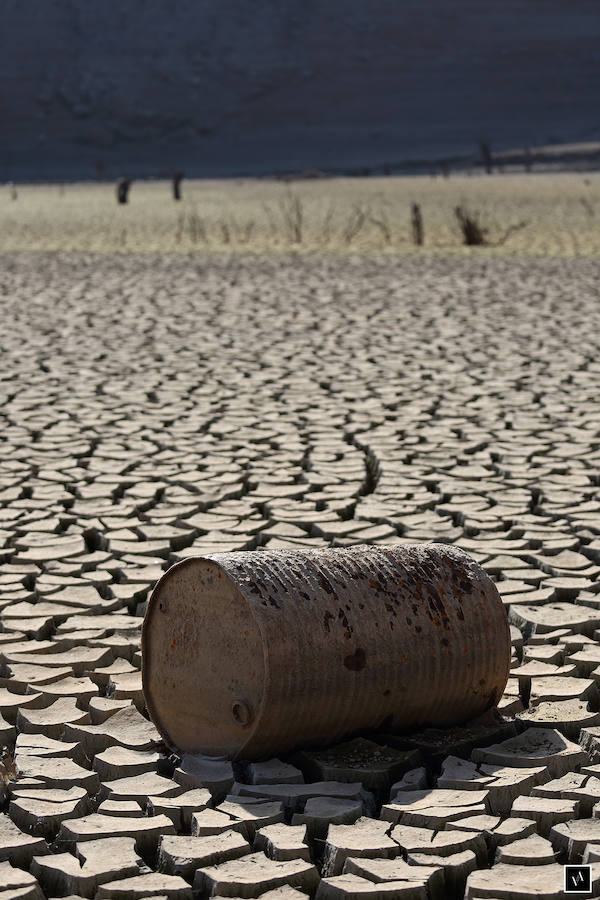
318,573 -> 335,595
344,647 -> 366,671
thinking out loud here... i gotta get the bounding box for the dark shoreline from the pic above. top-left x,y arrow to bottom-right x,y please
3,140 -> 600,186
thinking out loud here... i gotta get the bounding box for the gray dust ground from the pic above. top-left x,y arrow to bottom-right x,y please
1,251 -> 600,898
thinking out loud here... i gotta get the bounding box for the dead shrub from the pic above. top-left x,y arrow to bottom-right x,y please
455,205 -> 528,247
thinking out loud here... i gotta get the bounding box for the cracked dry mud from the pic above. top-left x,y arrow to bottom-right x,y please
0,249 -> 600,899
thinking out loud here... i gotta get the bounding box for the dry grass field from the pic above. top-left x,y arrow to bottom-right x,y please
2,172 -> 599,257
1,172 -> 600,897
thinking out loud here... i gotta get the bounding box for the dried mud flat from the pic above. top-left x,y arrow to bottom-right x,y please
1,246 -> 600,899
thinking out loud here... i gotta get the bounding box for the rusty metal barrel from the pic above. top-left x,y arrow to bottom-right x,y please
142,543 -> 510,760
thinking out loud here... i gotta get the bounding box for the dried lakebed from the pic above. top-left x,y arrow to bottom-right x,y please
0,251 -> 600,898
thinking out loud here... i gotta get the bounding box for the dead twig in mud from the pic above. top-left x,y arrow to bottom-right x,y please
261,202 -> 279,241
278,189 -> 304,243
343,204 -> 369,244
479,139 -> 493,174
116,178 -> 132,204
367,209 -> 392,245
411,202 -> 424,246
172,171 -> 184,201
492,220 -> 529,246
319,203 -> 336,245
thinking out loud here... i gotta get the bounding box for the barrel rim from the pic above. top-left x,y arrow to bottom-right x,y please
142,554 -> 269,757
